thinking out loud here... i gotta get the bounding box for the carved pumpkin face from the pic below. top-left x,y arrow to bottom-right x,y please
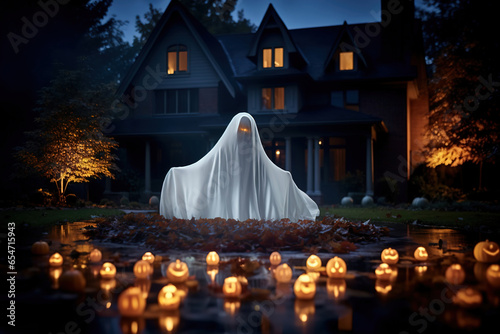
275,263 -> 293,283
223,276 -> 242,297
134,260 -> 152,279
326,278 -> 346,300
118,287 -> 146,317
306,255 -> 322,271
59,269 -> 86,293
294,274 -> 316,300
89,249 -> 102,263
142,252 -> 155,264
206,251 -> 220,266
486,264 -> 500,288
453,287 -> 483,308
100,262 -> 117,279
31,241 -> 50,255
414,246 -> 428,261
381,248 -> 399,265
375,263 -> 393,281
158,284 -> 181,310
326,256 -> 347,278
49,252 -> 63,267
474,240 -> 500,263
167,259 -> 189,283
270,252 -> 282,266
445,264 -> 466,285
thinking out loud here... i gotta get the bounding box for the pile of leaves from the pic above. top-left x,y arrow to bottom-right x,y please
84,214 -> 389,254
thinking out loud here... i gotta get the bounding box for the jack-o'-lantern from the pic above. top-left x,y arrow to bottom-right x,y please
326,256 -> 347,278
223,276 -> 242,298
100,262 -> 117,279
224,299 -> 241,316
120,317 -> 145,334
474,240 -> 500,263
445,264 -> 466,285
381,248 -> 399,265
158,310 -> 180,333
306,254 -> 321,271
134,260 -> 152,279
294,274 -> 316,300
294,299 -> 315,324
59,269 -> 86,293
375,263 -> 393,281
414,246 -> 428,261
206,251 -> 220,266
275,263 -> 293,283
453,287 -> 483,308
142,251 -> 155,264
118,287 -> 146,317
89,248 -> 102,263
375,279 -> 392,294
49,252 -> 63,267
158,284 -> 181,310
167,259 -> 189,283
326,278 -> 346,300
486,264 -> 500,288
270,251 -> 281,266
31,241 -> 50,255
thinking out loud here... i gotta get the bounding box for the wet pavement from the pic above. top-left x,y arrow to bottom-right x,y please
3,218 -> 500,334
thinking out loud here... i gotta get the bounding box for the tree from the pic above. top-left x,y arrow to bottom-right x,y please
419,0 -> 499,188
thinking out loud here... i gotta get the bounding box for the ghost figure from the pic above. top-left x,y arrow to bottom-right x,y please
160,112 -> 319,222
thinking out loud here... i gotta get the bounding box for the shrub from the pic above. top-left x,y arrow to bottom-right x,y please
120,196 -> 130,206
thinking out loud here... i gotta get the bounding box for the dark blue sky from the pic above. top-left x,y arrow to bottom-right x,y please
107,0 -> 406,43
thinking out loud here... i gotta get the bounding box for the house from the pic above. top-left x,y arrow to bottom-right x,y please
107,0 -> 429,205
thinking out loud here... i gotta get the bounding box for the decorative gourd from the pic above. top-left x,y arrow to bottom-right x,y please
142,252 -> 155,264
167,259 -> 189,283
486,264 -> 500,288
326,256 -> 347,278
158,284 -> 181,310
453,287 -> 483,308
445,264 -> 465,285
118,287 -> 146,317
326,278 -> 346,300
293,274 -> 316,300
89,248 -> 102,263
306,255 -> 321,271
414,246 -> 428,261
134,260 -> 152,279
381,248 -> 399,265
375,263 -> 393,281
49,252 -> 63,267
269,251 -> 281,266
275,263 -> 293,283
206,251 -> 220,266
473,240 -> 500,263
100,262 -> 117,279
31,241 -> 50,255
223,276 -> 242,298
59,269 -> 86,293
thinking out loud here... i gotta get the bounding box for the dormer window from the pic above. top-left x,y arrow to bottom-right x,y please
339,51 -> 354,71
263,47 -> 283,68
167,45 -> 188,75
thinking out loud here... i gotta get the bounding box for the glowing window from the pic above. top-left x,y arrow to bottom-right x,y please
274,48 -> 283,67
262,47 -> 284,68
262,87 -> 285,110
167,45 -> 188,74
263,49 -> 273,68
339,52 -> 354,71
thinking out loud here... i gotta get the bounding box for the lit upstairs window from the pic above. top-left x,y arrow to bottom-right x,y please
339,51 -> 354,71
263,47 -> 284,68
262,87 -> 285,110
167,45 -> 188,75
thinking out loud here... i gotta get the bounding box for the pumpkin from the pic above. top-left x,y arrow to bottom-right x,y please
89,248 -> 102,263
275,263 -> 293,283
306,254 -> 322,271
445,264 -> 465,285
59,269 -> 86,293
134,260 -> 152,279
167,259 -> 189,283
269,251 -> 282,266
206,251 -> 220,266
142,251 -> 155,264
375,263 -> 393,281
49,252 -> 63,267
326,278 -> 346,300
100,262 -> 117,279
453,287 -> 483,308
158,284 -> 181,310
473,240 -> 500,263
118,287 -> 146,317
414,246 -> 428,261
381,248 -> 399,265
293,274 -> 316,300
486,264 -> 500,289
326,256 -> 347,278
223,276 -> 242,298
31,241 -> 50,255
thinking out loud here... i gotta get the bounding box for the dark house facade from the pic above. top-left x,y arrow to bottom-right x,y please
108,0 -> 429,205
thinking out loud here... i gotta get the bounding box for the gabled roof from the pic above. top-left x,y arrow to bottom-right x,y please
116,0 -> 237,98
324,21 -> 368,71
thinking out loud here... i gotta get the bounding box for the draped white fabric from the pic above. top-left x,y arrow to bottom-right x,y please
159,112 -> 320,221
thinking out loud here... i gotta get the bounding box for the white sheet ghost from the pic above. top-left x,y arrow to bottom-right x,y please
159,112 -> 320,221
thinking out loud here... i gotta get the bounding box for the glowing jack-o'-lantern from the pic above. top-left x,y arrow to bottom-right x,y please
31,241 -> 50,255
375,263 -> 393,281
381,248 -> 399,265
294,299 -> 315,324
158,284 -> 181,310
134,260 -> 152,279
375,279 -> 393,294
59,269 -> 86,293
206,251 -> 220,266
453,287 -> 483,308
158,310 -> 180,333
414,246 -> 428,261
294,274 -> 316,300
275,263 -> 293,283
306,255 -> 322,271
89,248 -> 102,263
142,251 -> 155,264
49,252 -> 63,267
326,256 -> 347,278
167,259 -> 189,283
223,276 -> 242,298
118,287 -> 146,317
326,278 -> 346,300
486,264 -> 500,288
270,251 -> 282,266
474,240 -> 500,263
100,262 -> 117,279
445,264 -> 466,285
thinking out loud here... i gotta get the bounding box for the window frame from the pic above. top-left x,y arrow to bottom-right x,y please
339,51 -> 355,71
167,44 -> 189,75
261,86 -> 285,111
155,89 -> 199,114
262,47 -> 284,69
